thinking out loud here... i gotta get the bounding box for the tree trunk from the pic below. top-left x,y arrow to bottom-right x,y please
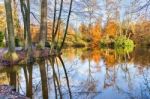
59,0 -> 73,51
20,0 -> 33,61
39,0 -> 47,49
4,0 -> 16,53
26,0 -> 33,59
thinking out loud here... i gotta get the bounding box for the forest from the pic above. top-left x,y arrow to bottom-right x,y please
0,0 -> 149,61
0,0 -> 150,99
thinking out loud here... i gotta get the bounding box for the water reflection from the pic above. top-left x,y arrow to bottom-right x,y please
0,47 -> 150,99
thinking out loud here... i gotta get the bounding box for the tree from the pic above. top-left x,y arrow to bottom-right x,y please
59,0 -> 73,51
50,0 -> 64,53
4,0 -> 18,60
91,19 -> 102,43
79,23 -> 88,39
20,0 -> 33,60
39,0 -> 47,49
104,21 -> 118,38
77,0 -> 100,41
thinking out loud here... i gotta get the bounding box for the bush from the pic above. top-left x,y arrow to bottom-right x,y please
114,36 -> 134,48
114,36 -> 134,54
0,31 -> 4,47
115,46 -> 134,55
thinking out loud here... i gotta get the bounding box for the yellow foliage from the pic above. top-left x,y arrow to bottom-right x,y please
105,21 -> 118,37
0,4 -> 6,31
91,49 -> 101,64
91,21 -> 102,42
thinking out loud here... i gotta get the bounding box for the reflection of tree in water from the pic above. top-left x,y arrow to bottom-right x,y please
103,48 -> 136,91
104,66 -> 116,89
46,56 -> 72,98
20,60 -> 49,99
102,49 -> 117,89
80,47 -> 150,69
114,67 -> 150,99
38,60 -> 48,99
104,51 -> 150,99
16,55 -> 72,99
131,47 -> 150,67
6,66 -> 18,91
0,66 -> 22,91
140,71 -> 150,99
81,49 -> 102,64
76,51 -> 100,99
0,47 -> 150,99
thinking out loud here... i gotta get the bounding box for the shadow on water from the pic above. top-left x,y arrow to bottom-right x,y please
0,47 -> 150,99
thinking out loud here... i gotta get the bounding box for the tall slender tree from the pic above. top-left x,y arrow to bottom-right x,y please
59,0 -> 73,51
4,0 -> 18,60
20,0 -> 33,60
39,0 -> 47,49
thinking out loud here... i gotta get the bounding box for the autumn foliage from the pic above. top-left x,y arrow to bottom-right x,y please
104,21 -> 118,38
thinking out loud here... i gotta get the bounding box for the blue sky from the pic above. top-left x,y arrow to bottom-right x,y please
0,0 -> 148,26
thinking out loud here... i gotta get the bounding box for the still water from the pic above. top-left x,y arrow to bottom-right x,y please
0,47 -> 150,99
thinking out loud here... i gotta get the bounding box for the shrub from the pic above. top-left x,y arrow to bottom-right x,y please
115,46 -> 134,55
114,36 -> 134,48
114,36 -> 134,54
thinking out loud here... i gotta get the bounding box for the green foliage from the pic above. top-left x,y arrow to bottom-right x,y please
99,35 -> 134,54
114,36 -> 134,48
99,41 -> 107,48
115,46 -> 134,55
0,31 -> 4,47
15,36 -> 23,47
99,36 -> 114,48
114,36 -> 134,54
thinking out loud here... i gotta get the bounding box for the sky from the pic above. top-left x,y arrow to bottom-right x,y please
0,0 -> 149,27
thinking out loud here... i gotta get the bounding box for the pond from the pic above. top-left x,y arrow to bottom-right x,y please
0,47 -> 150,99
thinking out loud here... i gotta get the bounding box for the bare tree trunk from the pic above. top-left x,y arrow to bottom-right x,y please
51,0 -> 64,53
51,0 -> 57,53
4,0 -> 15,52
20,0 -> 26,40
20,0 -> 33,61
26,0 -> 32,58
39,0 -> 47,49
59,0 -> 73,51
54,0 -> 63,39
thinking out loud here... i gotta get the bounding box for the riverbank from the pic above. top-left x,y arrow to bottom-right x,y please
0,47 -> 62,66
